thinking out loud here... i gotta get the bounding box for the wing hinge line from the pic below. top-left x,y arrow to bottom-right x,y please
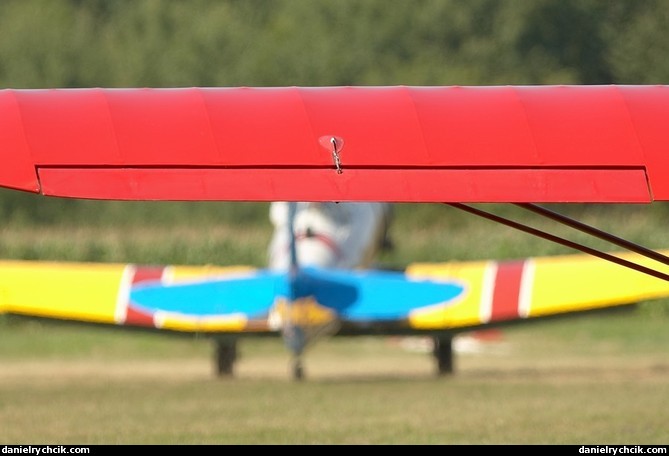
515,203 -> 669,267
447,203 -> 669,283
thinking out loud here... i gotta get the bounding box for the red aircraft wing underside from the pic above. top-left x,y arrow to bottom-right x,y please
1,85 -> 669,203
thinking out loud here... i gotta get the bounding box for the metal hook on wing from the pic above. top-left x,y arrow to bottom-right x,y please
318,135 -> 344,174
330,137 -> 343,174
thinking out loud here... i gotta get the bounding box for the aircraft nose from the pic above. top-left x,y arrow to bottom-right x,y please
297,238 -> 339,268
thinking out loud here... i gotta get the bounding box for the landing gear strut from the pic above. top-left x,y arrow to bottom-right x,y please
214,337 -> 238,377
291,356 -> 305,381
433,335 -> 454,375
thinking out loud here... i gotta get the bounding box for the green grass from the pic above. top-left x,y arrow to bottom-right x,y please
0,309 -> 669,445
1,310 -> 668,444
1,196 -> 669,443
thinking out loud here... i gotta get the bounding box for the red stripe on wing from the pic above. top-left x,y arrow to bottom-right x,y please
123,266 -> 166,327
490,261 -> 525,322
132,266 -> 165,284
124,305 -> 155,327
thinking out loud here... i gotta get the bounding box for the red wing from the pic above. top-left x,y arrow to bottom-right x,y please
1,85 -> 668,202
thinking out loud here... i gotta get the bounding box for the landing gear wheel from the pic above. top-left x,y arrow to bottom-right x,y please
214,338 -> 237,377
433,335 -> 454,376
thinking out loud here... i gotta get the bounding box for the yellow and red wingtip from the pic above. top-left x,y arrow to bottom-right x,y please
0,260 -> 259,332
406,250 -> 669,330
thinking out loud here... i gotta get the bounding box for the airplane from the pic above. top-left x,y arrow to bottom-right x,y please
1,84 -> 669,380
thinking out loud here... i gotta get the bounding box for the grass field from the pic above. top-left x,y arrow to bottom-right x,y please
1,198 -> 668,444
1,307 -> 668,444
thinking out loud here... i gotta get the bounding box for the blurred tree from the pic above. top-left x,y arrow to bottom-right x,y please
604,0 -> 669,83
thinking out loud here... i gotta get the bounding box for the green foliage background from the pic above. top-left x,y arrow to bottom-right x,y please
3,0 -> 669,89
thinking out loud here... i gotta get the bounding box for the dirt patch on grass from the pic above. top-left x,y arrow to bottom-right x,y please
2,354 -> 668,385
